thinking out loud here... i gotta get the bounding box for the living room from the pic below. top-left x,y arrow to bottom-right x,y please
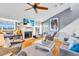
0,3 -> 79,56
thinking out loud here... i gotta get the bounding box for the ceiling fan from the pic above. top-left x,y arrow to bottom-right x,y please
24,3 -> 48,14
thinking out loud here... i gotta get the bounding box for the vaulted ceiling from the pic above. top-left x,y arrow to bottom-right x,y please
0,3 -> 70,22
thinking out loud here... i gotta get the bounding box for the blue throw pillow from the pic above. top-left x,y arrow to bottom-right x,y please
70,44 -> 79,52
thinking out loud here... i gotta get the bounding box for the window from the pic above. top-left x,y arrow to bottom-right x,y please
0,21 -> 15,30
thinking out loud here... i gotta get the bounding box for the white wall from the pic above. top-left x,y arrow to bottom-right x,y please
60,18 -> 79,35
42,4 -> 79,34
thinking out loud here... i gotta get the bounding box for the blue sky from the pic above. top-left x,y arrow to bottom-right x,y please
0,22 -> 14,29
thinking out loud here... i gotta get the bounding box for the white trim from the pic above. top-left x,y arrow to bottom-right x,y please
0,18 -> 18,22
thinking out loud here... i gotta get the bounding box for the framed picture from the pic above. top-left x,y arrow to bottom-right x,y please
50,18 -> 60,31
23,18 -> 29,25
23,18 -> 35,26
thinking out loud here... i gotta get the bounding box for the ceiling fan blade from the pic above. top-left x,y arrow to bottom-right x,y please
35,3 -> 40,5
24,7 -> 32,11
27,3 -> 33,6
37,6 -> 48,10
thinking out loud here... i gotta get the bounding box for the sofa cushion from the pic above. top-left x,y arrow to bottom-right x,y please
70,44 -> 79,52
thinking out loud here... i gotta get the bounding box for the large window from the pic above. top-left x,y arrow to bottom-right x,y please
0,21 -> 15,30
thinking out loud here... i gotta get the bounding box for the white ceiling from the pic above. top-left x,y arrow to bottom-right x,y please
0,3 -> 70,22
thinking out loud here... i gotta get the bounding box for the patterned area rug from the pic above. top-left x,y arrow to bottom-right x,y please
0,47 -> 21,56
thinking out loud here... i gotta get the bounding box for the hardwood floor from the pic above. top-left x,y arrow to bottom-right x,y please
22,37 -> 43,49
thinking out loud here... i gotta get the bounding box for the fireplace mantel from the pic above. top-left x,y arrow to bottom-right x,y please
21,25 -> 34,39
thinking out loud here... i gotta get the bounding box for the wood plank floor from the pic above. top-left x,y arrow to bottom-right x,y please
22,37 -> 43,49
